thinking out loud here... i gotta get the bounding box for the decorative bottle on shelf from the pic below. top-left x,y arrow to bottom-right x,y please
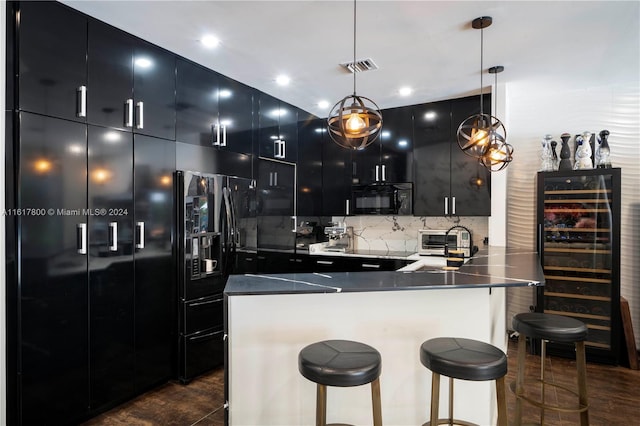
558,132 -> 573,170
596,130 -> 612,168
574,132 -> 593,170
540,134 -> 554,171
550,140 -> 559,171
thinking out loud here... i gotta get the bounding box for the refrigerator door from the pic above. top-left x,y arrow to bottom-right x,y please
225,177 -> 258,274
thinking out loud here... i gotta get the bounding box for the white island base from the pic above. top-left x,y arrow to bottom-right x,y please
227,286 -> 507,426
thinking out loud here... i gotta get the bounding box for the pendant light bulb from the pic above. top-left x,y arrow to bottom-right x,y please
346,112 -> 366,132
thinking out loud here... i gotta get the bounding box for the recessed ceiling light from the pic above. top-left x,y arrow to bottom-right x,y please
201,35 -> 220,48
399,87 -> 412,96
134,57 -> 153,68
424,111 -> 437,121
317,100 -> 330,109
276,75 -> 290,86
218,89 -> 232,98
381,131 -> 391,139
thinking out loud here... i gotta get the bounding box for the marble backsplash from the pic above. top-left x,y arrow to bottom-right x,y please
335,216 -> 489,253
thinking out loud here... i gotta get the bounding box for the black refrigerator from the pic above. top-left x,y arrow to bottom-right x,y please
175,170 -> 256,382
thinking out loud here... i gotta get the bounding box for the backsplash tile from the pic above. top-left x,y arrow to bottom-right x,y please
334,216 -> 489,253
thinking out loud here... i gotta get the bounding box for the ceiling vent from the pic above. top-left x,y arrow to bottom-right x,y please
340,58 -> 378,73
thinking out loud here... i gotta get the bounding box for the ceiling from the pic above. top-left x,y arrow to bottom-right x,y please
61,1 -> 639,117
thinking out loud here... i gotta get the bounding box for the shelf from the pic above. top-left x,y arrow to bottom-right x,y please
544,198 -> 611,204
544,265 -> 611,274
544,228 -> 610,233
543,189 -> 612,195
544,247 -> 611,254
544,292 -> 610,302
544,309 -> 610,322
544,208 -> 612,214
544,274 -> 611,284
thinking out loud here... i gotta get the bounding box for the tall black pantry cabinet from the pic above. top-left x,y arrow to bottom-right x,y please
6,2 -> 176,424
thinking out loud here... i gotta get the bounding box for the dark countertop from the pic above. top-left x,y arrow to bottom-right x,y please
225,247 -> 544,296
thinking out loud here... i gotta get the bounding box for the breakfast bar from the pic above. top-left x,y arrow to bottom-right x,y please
224,248 -> 544,425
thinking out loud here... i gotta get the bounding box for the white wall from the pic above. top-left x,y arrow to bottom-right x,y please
503,81 -> 640,348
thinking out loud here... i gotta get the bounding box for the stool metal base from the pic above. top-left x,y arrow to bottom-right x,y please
512,335 -> 589,426
315,377 -> 382,426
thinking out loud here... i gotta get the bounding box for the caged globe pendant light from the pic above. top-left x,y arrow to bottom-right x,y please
456,17 -> 506,160
327,0 -> 383,150
480,66 -> 513,171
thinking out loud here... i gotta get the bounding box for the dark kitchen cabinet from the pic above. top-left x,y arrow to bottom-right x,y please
322,128 -> 353,216
88,126 -> 136,409
256,158 -> 295,217
133,135 -> 176,392
297,115 -> 324,216
176,59 -> 220,146
256,251 -> 309,273
258,93 -> 298,162
10,113 -> 175,424
218,75 -> 255,155
351,106 -> 413,185
536,169 -> 621,364
17,1 -> 88,122
16,113 -> 89,425
413,95 -> 491,216
88,19 -> 176,140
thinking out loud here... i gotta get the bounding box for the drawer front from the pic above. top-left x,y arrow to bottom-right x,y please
179,328 -> 224,382
183,294 -> 223,335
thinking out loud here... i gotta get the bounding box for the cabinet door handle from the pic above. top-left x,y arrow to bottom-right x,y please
212,123 -> 221,146
362,263 -> 381,269
291,215 -> 297,233
452,196 -> 456,215
345,199 -> 350,215
125,99 -> 134,127
221,125 -> 227,147
108,222 -> 118,252
317,260 -> 334,265
375,165 -> 380,182
381,165 -> 387,182
136,101 -> 144,129
76,86 -> 87,118
274,172 -> 278,187
136,221 -> 145,249
444,197 -> 449,215
269,172 -> 273,187
77,223 -> 87,255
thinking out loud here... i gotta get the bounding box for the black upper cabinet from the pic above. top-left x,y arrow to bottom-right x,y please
379,106 -> 414,183
18,1 -> 87,122
413,101 -> 452,216
351,106 -> 413,185
87,19 -> 134,131
258,93 -> 297,162
449,95 -> 491,216
176,59 -> 219,146
413,95 -> 491,216
131,40 -> 176,140
322,128 -> 353,216
297,115 -> 324,216
218,75 -> 255,155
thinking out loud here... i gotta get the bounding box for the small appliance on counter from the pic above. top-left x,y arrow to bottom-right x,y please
418,227 -> 472,257
295,221 -> 327,251
323,222 -> 354,252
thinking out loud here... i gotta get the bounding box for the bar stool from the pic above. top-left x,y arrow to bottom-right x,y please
298,339 -> 382,426
511,312 -> 589,425
419,337 -> 508,426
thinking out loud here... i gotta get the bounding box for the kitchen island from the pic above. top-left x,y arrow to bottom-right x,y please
224,247 -> 543,426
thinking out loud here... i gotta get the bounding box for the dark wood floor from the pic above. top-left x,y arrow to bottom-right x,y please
83,339 -> 640,425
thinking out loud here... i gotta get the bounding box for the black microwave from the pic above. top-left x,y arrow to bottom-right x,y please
351,183 -> 412,215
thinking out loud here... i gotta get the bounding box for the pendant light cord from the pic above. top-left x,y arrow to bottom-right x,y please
353,0 -> 357,96
479,25 -> 484,115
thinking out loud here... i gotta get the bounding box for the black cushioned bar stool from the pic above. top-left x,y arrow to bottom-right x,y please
511,312 -> 589,426
420,337 -> 508,426
298,339 -> 382,426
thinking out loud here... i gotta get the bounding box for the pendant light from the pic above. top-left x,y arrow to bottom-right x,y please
456,17 -> 506,160
480,66 -> 513,171
327,0 -> 383,150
